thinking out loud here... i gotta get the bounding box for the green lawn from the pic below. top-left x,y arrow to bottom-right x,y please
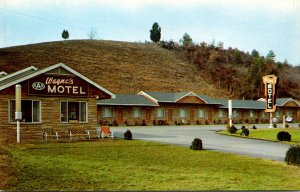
220,128 -> 300,144
3,140 -> 300,191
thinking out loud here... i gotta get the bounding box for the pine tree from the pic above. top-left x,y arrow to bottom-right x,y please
266,50 -> 276,61
62,30 -> 69,40
150,22 -> 161,43
179,33 -> 193,47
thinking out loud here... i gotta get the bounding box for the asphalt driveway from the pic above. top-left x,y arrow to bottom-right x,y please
111,124 -> 294,162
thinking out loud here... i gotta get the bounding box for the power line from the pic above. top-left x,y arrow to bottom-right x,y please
0,7 -> 86,31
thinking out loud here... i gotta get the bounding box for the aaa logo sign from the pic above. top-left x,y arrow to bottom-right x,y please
32,82 -> 45,90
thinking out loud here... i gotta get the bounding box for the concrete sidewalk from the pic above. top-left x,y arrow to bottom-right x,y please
111,124 -> 294,162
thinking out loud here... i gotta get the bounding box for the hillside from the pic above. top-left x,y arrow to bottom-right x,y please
0,40 -> 229,98
159,40 -> 300,100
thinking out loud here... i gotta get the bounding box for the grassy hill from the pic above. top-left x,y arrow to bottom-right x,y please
0,40 -> 228,98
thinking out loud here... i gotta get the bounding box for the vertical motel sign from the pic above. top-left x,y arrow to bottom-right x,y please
262,75 -> 277,113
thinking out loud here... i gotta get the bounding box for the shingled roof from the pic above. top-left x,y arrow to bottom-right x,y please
216,99 -> 265,109
0,63 -> 115,98
276,98 -> 300,107
97,94 -> 158,106
138,91 -> 221,105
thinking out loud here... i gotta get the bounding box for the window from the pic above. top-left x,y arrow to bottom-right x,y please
102,107 -> 114,118
156,108 -> 165,118
275,111 -> 281,118
133,107 -> 142,117
218,110 -> 226,118
198,109 -> 206,117
233,110 -> 239,118
286,111 -> 293,117
9,100 -> 41,123
179,109 -> 187,118
262,112 -> 267,118
61,101 -> 87,122
249,110 -> 256,118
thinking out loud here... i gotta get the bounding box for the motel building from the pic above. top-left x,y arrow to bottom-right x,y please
0,63 -> 299,144
98,92 -> 300,126
0,63 -> 115,144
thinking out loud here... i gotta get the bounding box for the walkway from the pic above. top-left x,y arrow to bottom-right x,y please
111,124 -> 295,162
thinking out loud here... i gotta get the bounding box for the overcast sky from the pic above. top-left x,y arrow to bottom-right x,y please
0,0 -> 300,66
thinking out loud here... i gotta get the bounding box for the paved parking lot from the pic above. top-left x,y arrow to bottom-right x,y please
111,124 -> 296,162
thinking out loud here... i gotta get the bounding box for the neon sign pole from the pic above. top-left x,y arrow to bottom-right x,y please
262,75 -> 277,128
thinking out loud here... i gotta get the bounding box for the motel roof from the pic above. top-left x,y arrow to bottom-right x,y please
216,99 -> 266,109
276,98 -> 300,107
97,94 -> 158,106
138,91 -> 221,105
0,63 -> 115,98
0,66 -> 38,87
0,71 -> 8,78
215,98 -> 300,109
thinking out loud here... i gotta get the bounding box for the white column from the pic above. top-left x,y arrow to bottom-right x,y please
268,113 -> 273,128
15,85 -> 22,143
228,100 -> 232,127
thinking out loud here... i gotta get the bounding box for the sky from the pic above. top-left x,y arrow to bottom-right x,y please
0,0 -> 300,66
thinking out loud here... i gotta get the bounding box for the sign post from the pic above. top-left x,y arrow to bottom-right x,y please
15,85 -> 22,143
228,100 -> 232,127
262,75 -> 277,128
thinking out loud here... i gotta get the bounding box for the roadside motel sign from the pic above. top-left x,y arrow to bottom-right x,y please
262,75 -> 277,113
28,75 -> 89,97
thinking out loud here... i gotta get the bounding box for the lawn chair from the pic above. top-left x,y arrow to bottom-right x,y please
43,126 -> 59,141
68,126 -> 90,141
101,126 -> 114,139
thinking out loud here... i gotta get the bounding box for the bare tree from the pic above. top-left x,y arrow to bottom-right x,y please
87,28 -> 97,39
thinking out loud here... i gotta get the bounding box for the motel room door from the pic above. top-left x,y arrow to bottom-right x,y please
207,110 -> 213,124
145,109 -> 151,123
167,109 -> 173,123
189,109 -> 195,124
117,108 -> 124,124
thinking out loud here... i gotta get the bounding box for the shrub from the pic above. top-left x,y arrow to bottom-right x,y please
277,131 -> 291,142
228,125 -> 237,134
142,119 -> 146,126
285,145 -> 300,166
285,124 -> 289,128
252,125 -> 257,129
273,123 -> 277,128
241,125 -> 246,129
240,128 -> 250,136
124,129 -> 132,140
190,138 -> 203,150
113,120 -> 118,126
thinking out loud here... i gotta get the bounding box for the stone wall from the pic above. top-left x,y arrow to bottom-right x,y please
0,94 -> 98,144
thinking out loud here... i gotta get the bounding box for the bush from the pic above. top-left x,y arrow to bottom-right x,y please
240,128 -> 250,136
277,131 -> 291,142
285,145 -> 300,166
285,124 -> 289,128
273,123 -> 277,128
252,125 -> 257,129
227,125 -> 237,134
190,138 -> 203,150
124,129 -> 132,140
241,125 -> 246,129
